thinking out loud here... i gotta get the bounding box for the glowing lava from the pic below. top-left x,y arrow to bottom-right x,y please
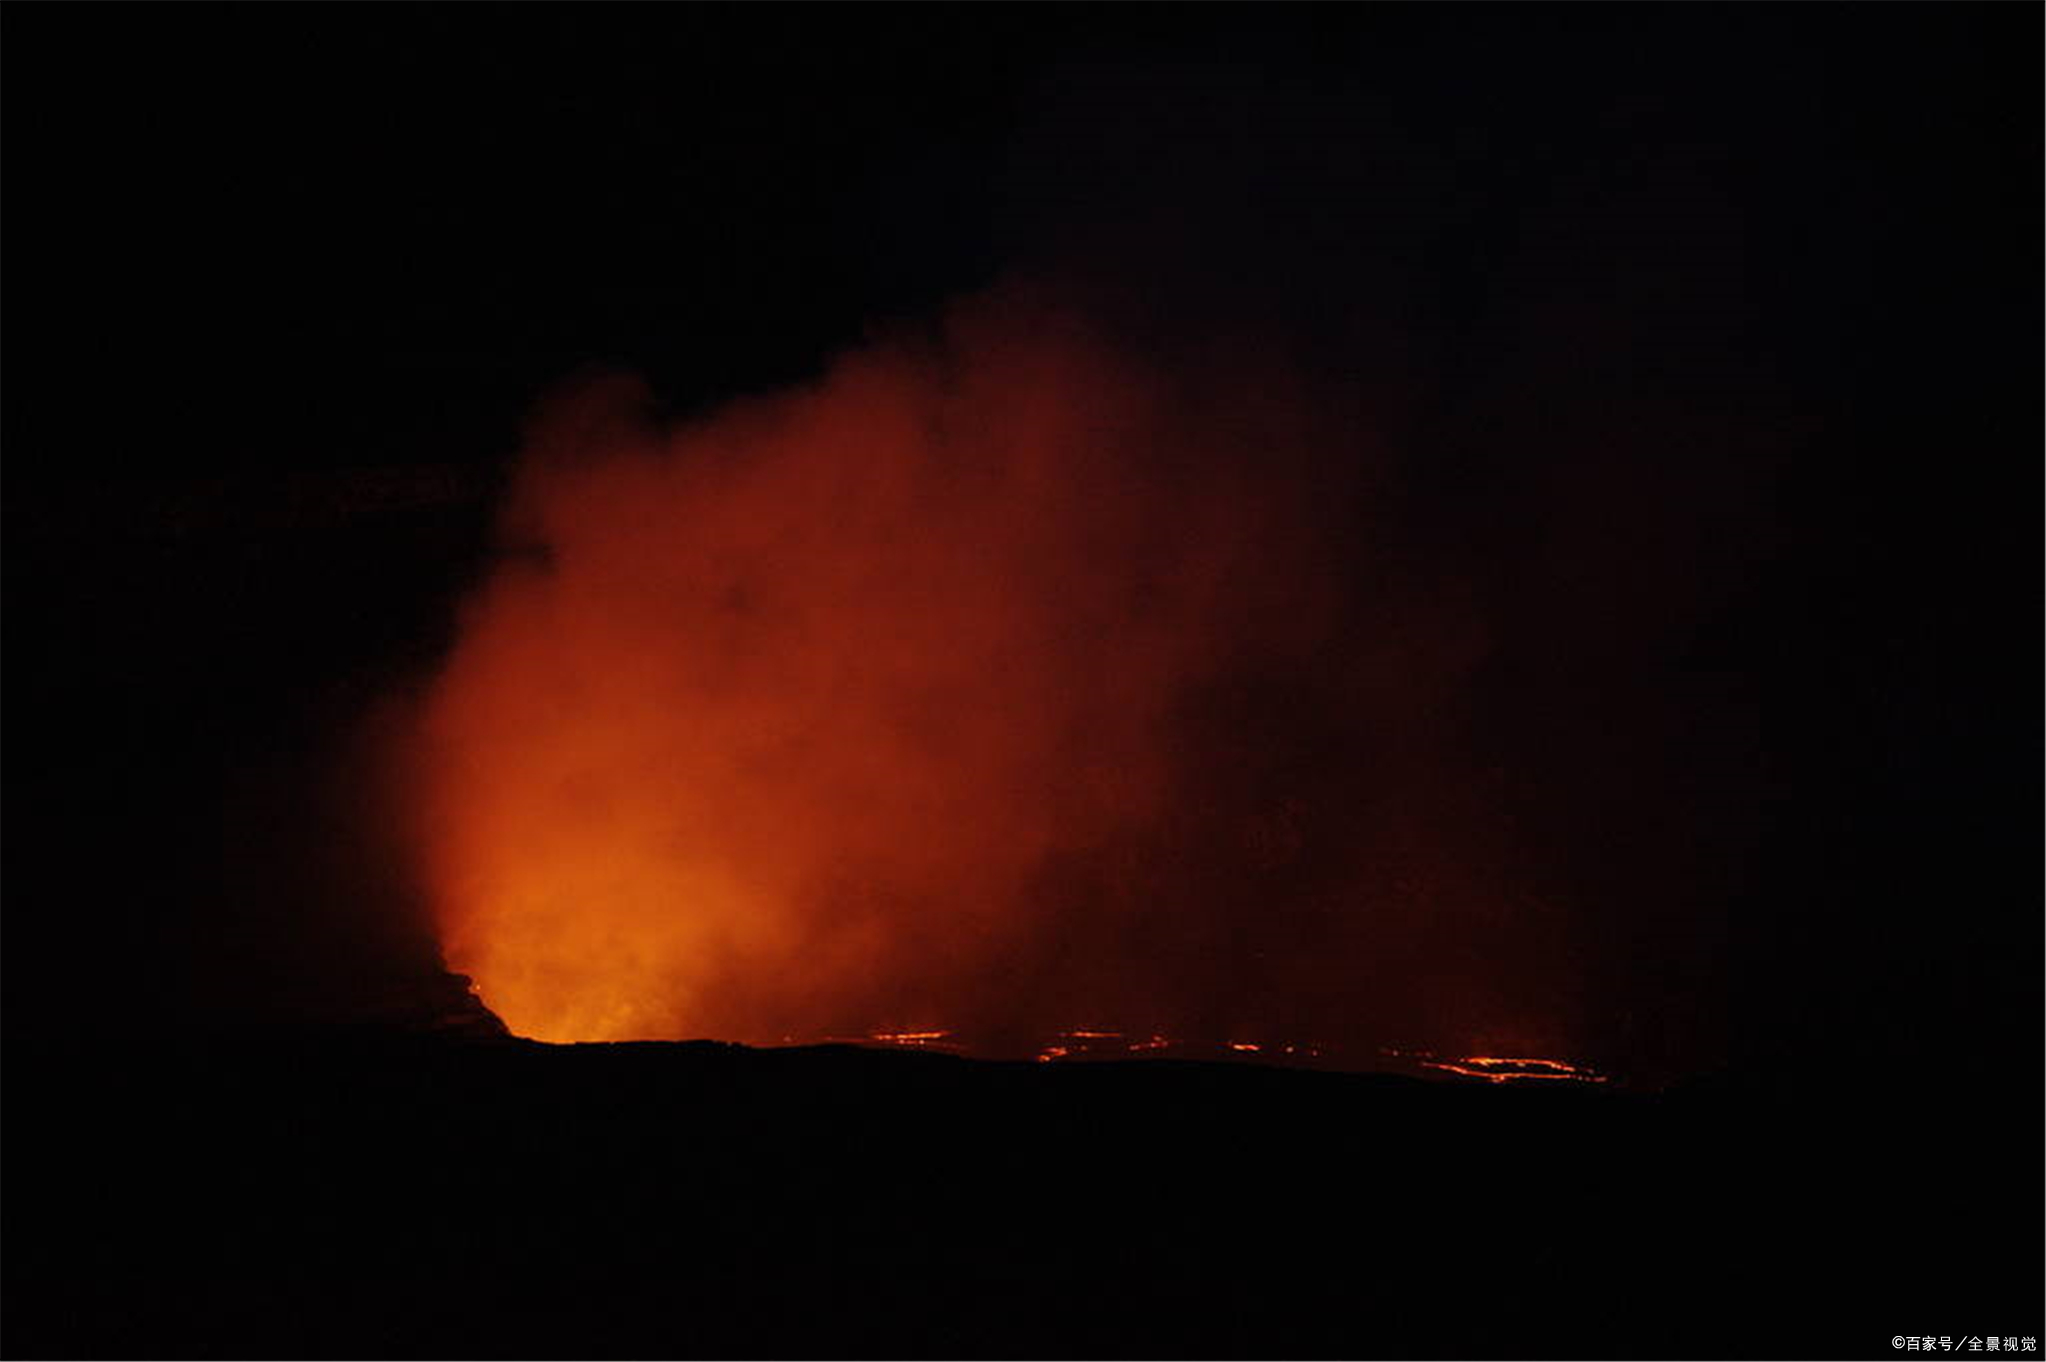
1419,1056 -> 1609,1084
775,1029 -> 1606,1082
860,1031 -> 963,1051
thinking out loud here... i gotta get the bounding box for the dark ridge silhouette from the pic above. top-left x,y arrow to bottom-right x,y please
5,1032 -> 2033,1360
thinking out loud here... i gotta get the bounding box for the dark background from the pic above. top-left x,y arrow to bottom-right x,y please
5,7 -> 2039,1358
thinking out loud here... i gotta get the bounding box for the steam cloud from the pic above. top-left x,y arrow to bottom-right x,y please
408,281 -> 1578,1056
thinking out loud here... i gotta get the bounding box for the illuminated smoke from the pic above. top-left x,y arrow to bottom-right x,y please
406,283 -> 1568,1053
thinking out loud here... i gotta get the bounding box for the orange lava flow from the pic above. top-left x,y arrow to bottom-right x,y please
1420,1056 -> 1609,1084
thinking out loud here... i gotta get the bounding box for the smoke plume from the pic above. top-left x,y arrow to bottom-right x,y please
407,281 -> 1575,1056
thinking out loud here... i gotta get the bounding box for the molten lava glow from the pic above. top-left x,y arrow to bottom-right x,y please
863,1031 -> 964,1051
766,1026 -> 1604,1080
1420,1056 -> 1609,1084
409,289 -> 1345,1044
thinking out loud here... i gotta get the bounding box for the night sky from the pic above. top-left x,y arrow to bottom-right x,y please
4,8 -> 2040,1352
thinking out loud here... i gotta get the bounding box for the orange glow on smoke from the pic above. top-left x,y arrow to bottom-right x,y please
408,288 -> 1345,1044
